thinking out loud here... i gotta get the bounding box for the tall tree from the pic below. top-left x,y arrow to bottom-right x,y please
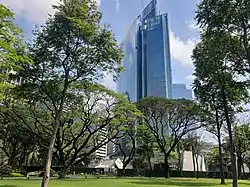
137,97 -> 206,178
192,33 -> 249,187
16,0 -> 123,186
0,4 -> 30,99
113,120 -> 137,175
206,108 -> 226,184
136,125 -> 155,177
196,0 -> 250,66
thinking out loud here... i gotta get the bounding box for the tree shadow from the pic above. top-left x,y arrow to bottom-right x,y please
129,179 -> 218,186
0,185 -> 19,187
239,182 -> 250,186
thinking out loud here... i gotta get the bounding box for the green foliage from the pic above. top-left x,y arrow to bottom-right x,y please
11,0 -> 124,184
0,164 -> 12,177
135,125 -> 155,171
137,97 -> 206,155
137,97 -> 205,178
3,83 -> 140,171
0,4 -> 30,100
206,147 -> 230,171
193,34 -> 249,109
196,0 -> 250,64
223,123 -> 250,164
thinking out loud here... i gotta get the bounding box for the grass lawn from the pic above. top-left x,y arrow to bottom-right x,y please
0,178 -> 250,187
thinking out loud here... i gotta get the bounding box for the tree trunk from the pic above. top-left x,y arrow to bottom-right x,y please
147,153 -> 152,178
122,166 -> 126,176
195,155 -> 199,179
177,144 -> 183,176
218,132 -> 226,184
192,148 -> 196,178
237,156 -> 242,179
242,161 -> 245,179
222,89 -> 238,187
216,109 -> 225,184
41,123 -> 60,187
164,156 -> 170,178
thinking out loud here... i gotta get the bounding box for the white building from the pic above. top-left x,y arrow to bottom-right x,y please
95,128 -> 108,159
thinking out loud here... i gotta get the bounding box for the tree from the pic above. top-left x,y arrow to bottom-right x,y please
0,103 -> 38,168
176,139 -> 186,177
15,0 -> 123,186
196,0 -> 250,66
137,97 -> 206,178
184,134 -> 197,178
3,83 -> 139,176
234,124 -> 250,179
0,4 -> 30,99
113,121 -> 137,175
136,125 -> 155,177
224,123 -> 250,179
195,2 -> 250,185
205,107 -> 227,184
186,133 -> 206,179
192,33 -> 249,187
206,147 -> 230,173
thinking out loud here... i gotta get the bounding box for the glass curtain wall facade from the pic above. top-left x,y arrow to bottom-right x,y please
118,0 -> 172,102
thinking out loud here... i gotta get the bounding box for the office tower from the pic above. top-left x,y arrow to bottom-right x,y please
118,0 -> 172,102
172,83 -> 193,100
94,128 -> 108,159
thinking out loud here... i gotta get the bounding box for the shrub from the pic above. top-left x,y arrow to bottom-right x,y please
10,172 -> 25,177
0,165 -> 12,178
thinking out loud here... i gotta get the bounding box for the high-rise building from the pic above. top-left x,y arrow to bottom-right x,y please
118,0 -> 172,101
172,83 -> 193,100
94,128 -> 108,159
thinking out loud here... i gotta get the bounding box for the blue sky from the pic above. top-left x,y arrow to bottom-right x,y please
1,0 -> 201,90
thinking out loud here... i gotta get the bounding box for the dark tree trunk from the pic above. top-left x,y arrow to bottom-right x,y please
122,166 -> 126,176
222,89 -> 238,187
215,109 -> 225,184
192,148 -> 196,178
147,153 -> 152,177
164,156 -> 170,178
195,155 -> 199,179
237,156 -> 242,179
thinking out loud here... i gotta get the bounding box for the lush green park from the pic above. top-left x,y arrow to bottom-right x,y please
0,178 -> 250,187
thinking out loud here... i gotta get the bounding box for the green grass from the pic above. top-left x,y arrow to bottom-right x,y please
0,178 -> 250,187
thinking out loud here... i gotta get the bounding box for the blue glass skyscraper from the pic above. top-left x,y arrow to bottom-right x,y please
118,0 -> 172,101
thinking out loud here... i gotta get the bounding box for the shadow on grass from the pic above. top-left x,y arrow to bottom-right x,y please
129,179 -> 218,186
0,185 -> 19,187
239,182 -> 250,186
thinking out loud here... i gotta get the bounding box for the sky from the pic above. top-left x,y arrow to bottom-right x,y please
0,0 -> 201,91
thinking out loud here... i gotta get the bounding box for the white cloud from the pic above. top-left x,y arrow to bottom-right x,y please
169,31 -> 197,67
0,0 -> 101,24
185,20 -> 200,31
185,74 -> 195,82
100,74 -> 116,91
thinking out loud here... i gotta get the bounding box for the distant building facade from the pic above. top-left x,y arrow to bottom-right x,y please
172,83 -> 192,100
94,128 -> 108,159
